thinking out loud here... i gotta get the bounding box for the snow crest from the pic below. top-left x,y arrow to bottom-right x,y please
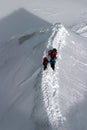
41,24 -> 68,130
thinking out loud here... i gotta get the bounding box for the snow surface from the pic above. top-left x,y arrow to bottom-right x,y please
71,12 -> 87,38
72,22 -> 87,37
0,23 -> 87,130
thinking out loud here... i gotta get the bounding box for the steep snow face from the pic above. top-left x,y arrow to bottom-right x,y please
58,30 -> 87,130
0,28 -> 51,130
0,23 -> 87,130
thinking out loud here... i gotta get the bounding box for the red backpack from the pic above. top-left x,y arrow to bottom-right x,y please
50,51 -> 57,58
50,49 -> 57,59
43,57 -> 48,64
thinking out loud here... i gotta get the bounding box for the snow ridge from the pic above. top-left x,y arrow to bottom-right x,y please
41,24 -> 68,130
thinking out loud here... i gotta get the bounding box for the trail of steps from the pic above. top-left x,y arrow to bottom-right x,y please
35,24 -> 69,130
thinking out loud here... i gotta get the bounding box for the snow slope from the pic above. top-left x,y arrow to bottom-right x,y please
58,29 -> 87,130
0,23 -> 87,130
72,22 -> 87,37
0,27 -> 51,130
71,13 -> 87,37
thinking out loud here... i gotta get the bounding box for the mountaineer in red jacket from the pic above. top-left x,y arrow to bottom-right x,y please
48,48 -> 57,70
43,57 -> 48,70
48,48 -> 57,58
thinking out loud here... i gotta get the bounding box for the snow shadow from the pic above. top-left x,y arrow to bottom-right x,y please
0,8 -> 51,42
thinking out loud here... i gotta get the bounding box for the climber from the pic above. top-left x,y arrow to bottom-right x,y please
50,48 -> 57,59
48,48 -> 57,70
48,49 -> 53,56
43,57 -> 48,70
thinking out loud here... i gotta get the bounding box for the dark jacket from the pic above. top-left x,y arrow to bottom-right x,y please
50,58 -> 56,64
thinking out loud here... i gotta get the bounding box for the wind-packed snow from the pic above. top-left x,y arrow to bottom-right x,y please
0,23 -> 87,130
72,22 -> 87,37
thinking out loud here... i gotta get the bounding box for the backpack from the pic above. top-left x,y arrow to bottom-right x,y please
43,57 -> 48,65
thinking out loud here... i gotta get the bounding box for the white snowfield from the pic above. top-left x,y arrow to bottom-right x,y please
0,23 -> 87,130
